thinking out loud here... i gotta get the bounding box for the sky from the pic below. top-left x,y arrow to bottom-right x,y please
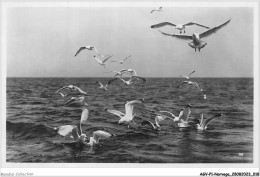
5,4 -> 254,77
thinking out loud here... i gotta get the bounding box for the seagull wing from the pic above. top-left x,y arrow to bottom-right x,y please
188,70 -> 195,77
158,30 -> 192,40
158,110 -> 176,118
123,55 -> 131,62
93,130 -> 112,143
107,77 -> 120,85
106,109 -> 125,118
73,86 -> 87,95
202,114 -> 223,129
199,19 -> 231,39
177,81 -> 189,88
193,82 -> 201,91
151,22 -> 176,28
56,125 -> 79,141
125,99 -> 143,117
182,107 -> 191,122
55,86 -> 70,93
132,76 -> 146,83
74,47 -> 86,57
141,120 -> 155,129
184,22 -> 210,29
102,55 -> 113,63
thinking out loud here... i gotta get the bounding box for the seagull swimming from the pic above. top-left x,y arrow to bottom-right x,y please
177,81 -> 202,91
181,71 -> 196,79
93,55 -> 113,67
55,107 -> 113,146
141,114 -> 174,130
151,22 -> 210,34
74,46 -> 99,57
196,112 -> 223,130
150,7 -> 163,13
110,55 -> 131,64
55,85 -> 87,97
158,19 -> 231,51
105,98 -> 144,128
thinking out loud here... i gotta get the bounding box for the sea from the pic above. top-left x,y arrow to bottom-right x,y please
6,77 -> 253,163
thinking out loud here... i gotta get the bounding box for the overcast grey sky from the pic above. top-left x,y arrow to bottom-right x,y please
6,5 -> 254,77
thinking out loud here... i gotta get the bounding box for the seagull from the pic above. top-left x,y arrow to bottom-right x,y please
93,55 -> 113,67
64,95 -> 88,106
158,19 -> 231,51
104,69 -> 129,77
74,46 -> 99,57
108,76 -> 146,86
141,114 -> 174,130
180,71 -> 195,79
55,107 -> 113,146
150,7 -> 163,13
105,98 -> 144,128
196,112 -> 223,130
96,81 -> 108,91
176,104 -> 192,128
55,85 -> 87,97
110,55 -> 131,64
159,109 -> 184,122
177,81 -> 202,91
151,22 -> 210,34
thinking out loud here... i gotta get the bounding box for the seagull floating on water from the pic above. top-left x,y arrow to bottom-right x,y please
177,81 -> 202,91
150,7 -> 163,13
74,46 -> 99,57
110,55 -> 131,64
105,99 -> 144,128
151,22 -> 210,34
158,19 -> 231,51
181,71 -> 196,79
55,85 -> 87,97
196,112 -> 223,130
93,55 -> 113,67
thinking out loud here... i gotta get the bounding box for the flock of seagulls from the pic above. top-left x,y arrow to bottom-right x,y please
51,6 -> 227,147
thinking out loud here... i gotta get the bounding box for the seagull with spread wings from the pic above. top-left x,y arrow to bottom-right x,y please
93,55 -> 113,68
141,113 -> 175,130
55,85 -> 87,97
105,99 -> 144,128
181,71 -> 196,79
177,81 -> 202,91
110,55 -> 131,64
158,19 -> 231,51
196,112 -> 223,130
151,22 -> 210,34
74,46 -> 99,57
150,7 -> 163,13
108,76 -> 146,86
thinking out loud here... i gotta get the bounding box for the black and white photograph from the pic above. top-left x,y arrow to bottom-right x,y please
1,0 -> 259,176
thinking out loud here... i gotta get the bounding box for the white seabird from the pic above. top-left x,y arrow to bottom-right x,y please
158,19 -> 231,51
177,81 -> 202,92
141,114 -> 174,130
110,55 -> 131,64
74,46 -> 99,57
151,22 -> 210,34
55,85 -> 87,97
93,55 -> 113,68
150,7 -> 163,13
180,71 -> 196,79
196,112 -> 223,130
55,107 -> 113,146
96,81 -> 109,91
159,109 -> 184,122
108,76 -> 146,86
177,104 -> 192,128
105,99 -> 144,128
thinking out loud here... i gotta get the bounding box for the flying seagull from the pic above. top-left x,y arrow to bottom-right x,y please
108,76 -> 146,86
55,85 -> 87,97
55,107 -> 113,146
93,55 -> 113,67
74,46 -> 99,57
96,81 -> 109,91
158,19 -> 231,51
150,7 -> 163,13
105,99 -> 144,128
177,81 -> 202,91
141,114 -> 174,130
110,55 -> 131,64
180,71 -> 196,79
196,112 -> 223,130
151,22 -> 210,34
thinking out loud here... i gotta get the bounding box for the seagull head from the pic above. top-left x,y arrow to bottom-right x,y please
186,104 -> 192,108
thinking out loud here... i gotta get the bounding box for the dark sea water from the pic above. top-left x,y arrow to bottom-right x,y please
6,77 -> 253,163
